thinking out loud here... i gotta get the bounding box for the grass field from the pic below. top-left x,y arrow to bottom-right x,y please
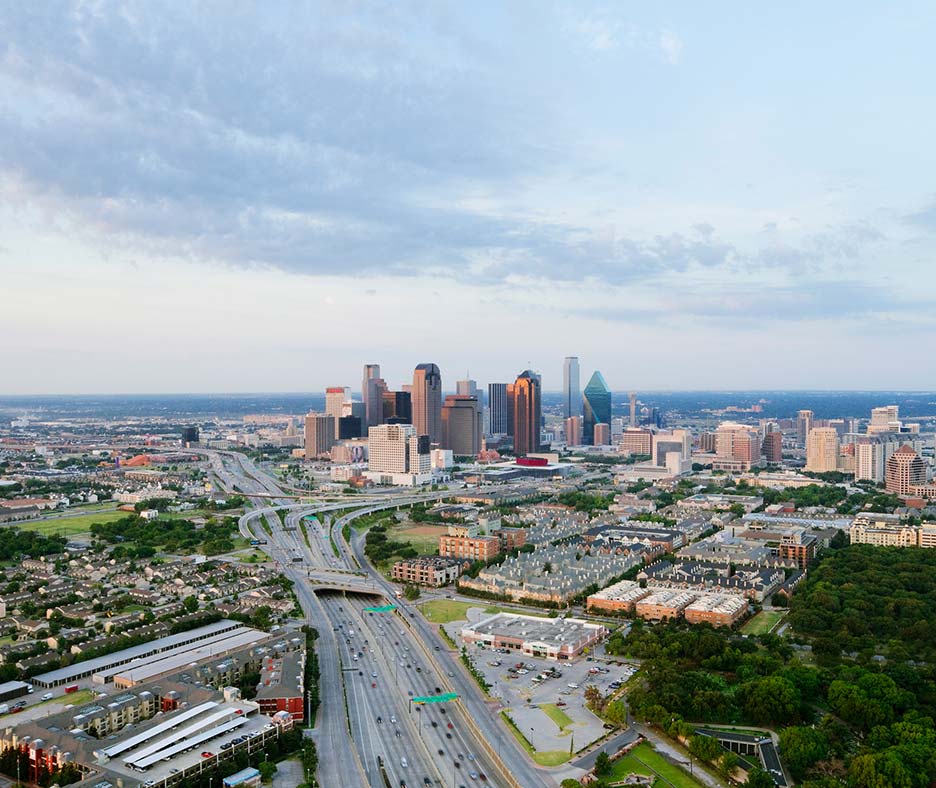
390,523 -> 445,554
741,610 -> 785,636
540,703 -> 574,731
56,689 -> 95,707
421,600 -> 501,624
420,599 -> 554,625
610,743 -> 705,788
500,711 -> 571,767
16,510 -> 128,536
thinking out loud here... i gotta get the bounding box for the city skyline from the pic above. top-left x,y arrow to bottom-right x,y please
2,4 -> 936,393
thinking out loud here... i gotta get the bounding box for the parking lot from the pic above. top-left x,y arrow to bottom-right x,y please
442,611 -> 639,756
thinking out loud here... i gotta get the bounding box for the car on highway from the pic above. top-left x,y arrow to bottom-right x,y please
390,715 -> 397,723
401,757 -> 408,768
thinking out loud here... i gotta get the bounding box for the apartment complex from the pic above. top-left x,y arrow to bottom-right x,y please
391,556 -> 462,587
850,512 -> 936,548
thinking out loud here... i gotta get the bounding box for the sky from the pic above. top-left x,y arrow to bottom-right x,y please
2,1 -> 935,394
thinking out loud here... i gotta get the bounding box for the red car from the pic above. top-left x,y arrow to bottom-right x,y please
201,752 -> 213,758
447,723 -> 453,729
372,682 -> 377,688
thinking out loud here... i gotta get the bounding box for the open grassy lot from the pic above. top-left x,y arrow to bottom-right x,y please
389,523 -> 445,554
421,599 -> 501,624
500,711 -> 571,767
609,742 -> 706,788
540,703 -> 574,731
741,609 -> 785,636
16,510 -> 127,536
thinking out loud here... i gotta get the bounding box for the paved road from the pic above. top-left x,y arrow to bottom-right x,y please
345,524 -> 554,788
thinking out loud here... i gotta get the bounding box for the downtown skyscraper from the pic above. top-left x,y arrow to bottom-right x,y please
488,382 -> 509,435
362,363 -> 387,428
562,356 -> 581,419
412,363 -> 443,444
582,370 -> 611,445
512,370 -> 541,457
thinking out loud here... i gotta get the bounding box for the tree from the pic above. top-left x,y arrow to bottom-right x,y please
745,767 -> 776,788
719,751 -> 739,777
779,725 -> 830,780
594,751 -> 612,777
741,675 -> 799,725
258,761 -> 277,783
403,584 -> 421,601
182,595 -> 199,613
584,684 -> 603,710
689,734 -> 722,763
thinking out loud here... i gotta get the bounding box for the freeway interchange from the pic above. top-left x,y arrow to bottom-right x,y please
208,450 -> 554,788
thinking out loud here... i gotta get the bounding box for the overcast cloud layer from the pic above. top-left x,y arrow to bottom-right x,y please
1,2 -> 935,393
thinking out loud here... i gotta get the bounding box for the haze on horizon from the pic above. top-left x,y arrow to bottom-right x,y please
2,2 -> 935,396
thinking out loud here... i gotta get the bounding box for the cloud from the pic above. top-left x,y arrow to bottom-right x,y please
566,8 -> 683,63
658,31 -> 684,65
0,4 -> 899,294
904,197 -> 936,231
565,279 -> 926,326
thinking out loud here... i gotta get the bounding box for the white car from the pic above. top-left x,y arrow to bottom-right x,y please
401,757 -> 409,768
41,692 -> 53,701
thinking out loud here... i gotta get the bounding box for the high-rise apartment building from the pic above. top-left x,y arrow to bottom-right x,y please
304,413 -> 336,459
853,433 -> 920,482
382,391 -> 412,424
885,445 -> 927,496
796,410 -> 814,446
714,422 -> 761,471
488,383 -> 509,435
565,416 -> 583,446
441,395 -> 482,457
762,432 -> 783,463
806,427 -> 840,473
582,371 -> 611,446
511,370 -> 541,457
365,424 -> 432,486
562,357 -> 581,420
362,364 -> 387,428
412,363 -> 443,444
629,392 -> 637,427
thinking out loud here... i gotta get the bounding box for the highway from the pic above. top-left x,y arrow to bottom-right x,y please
208,449 -> 554,787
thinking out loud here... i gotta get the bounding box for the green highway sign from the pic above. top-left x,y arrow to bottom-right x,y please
363,604 -> 397,613
412,692 -> 458,704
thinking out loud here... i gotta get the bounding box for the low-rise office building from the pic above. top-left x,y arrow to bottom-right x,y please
460,613 -> 606,661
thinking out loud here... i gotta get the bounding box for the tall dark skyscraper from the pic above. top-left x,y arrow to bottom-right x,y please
362,363 -> 387,427
512,370 -> 541,457
382,390 -> 412,424
583,370 -> 611,445
562,356 -> 581,419
487,383 -> 509,435
412,363 -> 442,444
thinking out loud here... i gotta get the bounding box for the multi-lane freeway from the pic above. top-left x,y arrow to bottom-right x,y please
207,450 -> 547,787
